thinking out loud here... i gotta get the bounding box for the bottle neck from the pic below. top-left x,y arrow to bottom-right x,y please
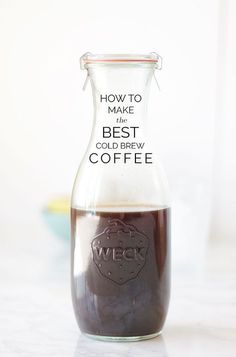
88,65 -> 154,130
82,64 -> 156,167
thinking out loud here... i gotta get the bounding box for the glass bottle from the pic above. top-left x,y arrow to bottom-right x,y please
71,53 -> 171,342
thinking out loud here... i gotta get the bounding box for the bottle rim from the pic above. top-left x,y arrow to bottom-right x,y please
80,52 -> 162,70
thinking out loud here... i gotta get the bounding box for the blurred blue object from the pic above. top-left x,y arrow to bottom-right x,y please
42,198 -> 70,241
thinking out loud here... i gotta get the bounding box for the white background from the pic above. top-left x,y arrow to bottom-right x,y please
0,2 -> 236,356
0,0 -> 235,267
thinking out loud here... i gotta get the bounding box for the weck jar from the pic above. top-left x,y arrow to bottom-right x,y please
71,52 -> 171,341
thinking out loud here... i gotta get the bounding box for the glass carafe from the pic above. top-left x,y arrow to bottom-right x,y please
71,53 -> 171,342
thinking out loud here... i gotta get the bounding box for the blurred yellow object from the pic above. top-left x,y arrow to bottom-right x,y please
47,197 -> 70,214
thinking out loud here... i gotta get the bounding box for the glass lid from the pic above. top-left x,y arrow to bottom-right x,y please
80,52 -> 162,69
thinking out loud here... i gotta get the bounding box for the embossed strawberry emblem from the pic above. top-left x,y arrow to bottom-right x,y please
91,219 -> 149,285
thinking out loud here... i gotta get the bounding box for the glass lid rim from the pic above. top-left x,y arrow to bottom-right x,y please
80,52 -> 162,69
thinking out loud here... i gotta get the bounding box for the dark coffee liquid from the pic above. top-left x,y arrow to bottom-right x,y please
71,207 -> 170,337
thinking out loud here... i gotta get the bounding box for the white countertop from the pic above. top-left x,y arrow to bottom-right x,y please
0,219 -> 235,357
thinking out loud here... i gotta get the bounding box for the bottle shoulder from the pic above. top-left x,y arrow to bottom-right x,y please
71,160 -> 171,210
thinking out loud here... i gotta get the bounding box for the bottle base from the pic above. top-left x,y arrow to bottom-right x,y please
83,330 -> 162,342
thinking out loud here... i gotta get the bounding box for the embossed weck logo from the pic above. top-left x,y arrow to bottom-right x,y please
91,219 -> 149,285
